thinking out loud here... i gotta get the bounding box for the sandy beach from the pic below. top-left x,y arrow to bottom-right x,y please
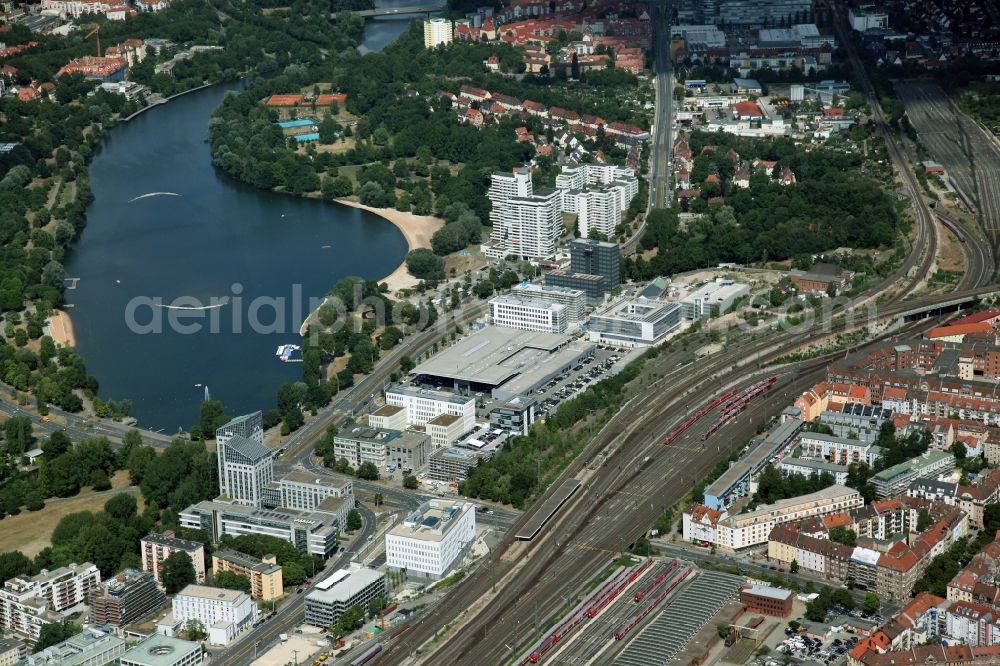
298,199 -> 444,335
47,310 -> 76,348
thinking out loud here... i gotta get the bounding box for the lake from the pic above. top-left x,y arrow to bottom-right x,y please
64,8 -> 424,432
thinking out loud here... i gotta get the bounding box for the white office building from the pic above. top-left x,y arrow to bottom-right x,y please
490,295 -> 568,333
216,412 -> 273,507
680,280 -> 750,320
333,426 -> 430,472
119,635 -> 203,666
423,18 -> 453,48
488,168 -> 532,227
24,627 -> 126,666
165,585 -> 257,646
304,564 -> 386,628
386,500 -> 476,579
179,500 -> 341,558
265,471 -> 353,512
589,299 -> 682,347
511,283 -> 586,322
385,386 -> 476,432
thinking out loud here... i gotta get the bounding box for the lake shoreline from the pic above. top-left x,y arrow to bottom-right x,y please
298,199 -> 443,335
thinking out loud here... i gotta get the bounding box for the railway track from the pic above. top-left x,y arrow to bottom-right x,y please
896,82 -> 1000,284
382,308 -> 943,664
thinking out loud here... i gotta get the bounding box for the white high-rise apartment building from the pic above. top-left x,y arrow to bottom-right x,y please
216,412 -> 273,507
385,501 -> 476,579
490,295 -> 568,333
577,189 -> 623,239
502,188 -> 561,259
423,18 -> 454,48
169,585 -> 257,646
488,168 -> 532,228
385,386 -> 476,433
554,164 -> 638,239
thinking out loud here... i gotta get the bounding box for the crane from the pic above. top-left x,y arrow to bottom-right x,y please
83,24 -> 101,57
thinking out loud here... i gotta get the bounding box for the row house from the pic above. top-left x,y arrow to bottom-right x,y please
850,643 -> 1000,666
769,500 -> 968,602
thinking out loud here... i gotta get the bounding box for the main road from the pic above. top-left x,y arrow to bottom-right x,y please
648,0 -> 674,211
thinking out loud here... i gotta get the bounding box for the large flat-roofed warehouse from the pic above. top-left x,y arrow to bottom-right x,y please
411,327 -> 595,401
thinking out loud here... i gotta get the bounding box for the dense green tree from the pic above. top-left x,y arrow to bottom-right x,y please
357,462 -> 379,480
405,249 -> 444,281
828,526 -> 857,547
161,552 -> 197,594
346,508 -> 362,531
3,416 -> 33,455
403,474 -> 418,489
35,621 -> 81,651
215,571 -> 252,594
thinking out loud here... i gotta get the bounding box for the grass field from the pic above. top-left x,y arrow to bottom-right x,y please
0,471 -> 141,557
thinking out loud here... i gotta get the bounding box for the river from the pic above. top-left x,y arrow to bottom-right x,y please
64,5 -> 425,432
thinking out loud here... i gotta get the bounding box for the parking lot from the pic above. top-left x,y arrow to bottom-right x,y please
478,346 -> 621,422
776,627 -> 859,665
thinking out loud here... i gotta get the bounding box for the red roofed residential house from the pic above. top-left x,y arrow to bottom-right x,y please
681,503 -> 726,543
459,84 -> 490,101
484,55 -> 499,70
57,56 -> 127,81
463,107 -> 484,128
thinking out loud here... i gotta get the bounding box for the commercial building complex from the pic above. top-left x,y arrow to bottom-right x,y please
386,500 -> 477,579
680,280 -> 750,320
410,327 -> 594,401
211,551 -> 283,601
141,531 -> 207,585
510,283 -> 586,323
304,564 -> 386,628
119,635 -> 203,666
428,446 -> 486,482
544,238 -> 622,299
215,412 -> 274,508
262,472 -> 352,513
589,298 -> 682,347
489,396 -> 538,436
385,386 -> 476,432
22,627 -> 124,666
333,426 -> 430,472
368,404 -> 408,431
179,500 -> 341,558
426,413 -> 466,449
163,585 -> 257,646
490,294 -> 568,333
703,418 -> 804,510
423,18 -> 453,49
89,569 -> 166,627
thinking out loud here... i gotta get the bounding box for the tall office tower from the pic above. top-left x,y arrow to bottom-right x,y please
423,18 -> 453,49
216,412 -> 272,507
570,238 -> 621,291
